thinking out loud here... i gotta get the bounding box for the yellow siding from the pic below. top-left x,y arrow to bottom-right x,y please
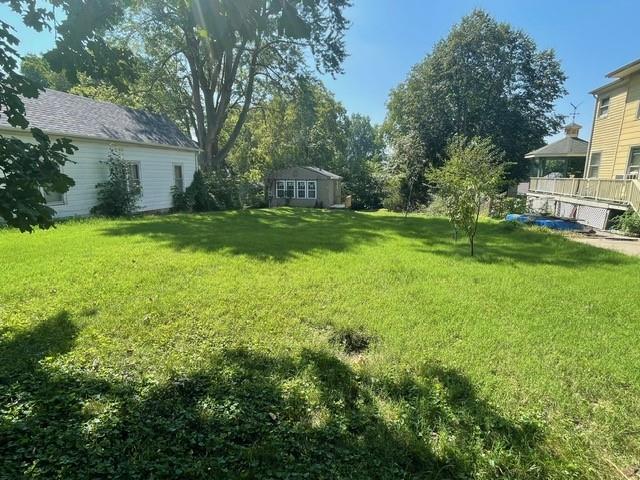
613,73 -> 640,176
590,85 -> 627,178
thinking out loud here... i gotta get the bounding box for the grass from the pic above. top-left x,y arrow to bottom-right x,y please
1,208 -> 639,479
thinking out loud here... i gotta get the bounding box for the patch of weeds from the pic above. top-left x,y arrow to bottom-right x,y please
330,326 -> 374,356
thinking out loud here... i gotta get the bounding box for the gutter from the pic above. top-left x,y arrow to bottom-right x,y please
0,126 -> 201,153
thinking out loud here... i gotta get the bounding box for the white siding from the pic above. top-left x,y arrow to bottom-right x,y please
5,132 -> 198,217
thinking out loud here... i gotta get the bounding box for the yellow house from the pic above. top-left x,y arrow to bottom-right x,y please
586,58 -> 640,179
528,58 -> 640,228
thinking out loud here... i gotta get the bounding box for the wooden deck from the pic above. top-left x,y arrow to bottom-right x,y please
529,177 -> 640,211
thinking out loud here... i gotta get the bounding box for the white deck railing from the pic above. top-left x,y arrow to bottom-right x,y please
529,177 -> 640,211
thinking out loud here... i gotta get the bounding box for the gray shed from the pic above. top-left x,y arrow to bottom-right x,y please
266,166 -> 343,208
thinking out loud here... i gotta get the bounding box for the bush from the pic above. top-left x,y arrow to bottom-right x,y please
424,195 -> 449,216
382,175 -> 405,211
490,194 -> 527,219
172,170 -> 213,213
611,210 -> 640,235
91,147 -> 141,216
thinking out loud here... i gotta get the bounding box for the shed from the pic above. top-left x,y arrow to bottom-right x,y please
266,166 -> 343,208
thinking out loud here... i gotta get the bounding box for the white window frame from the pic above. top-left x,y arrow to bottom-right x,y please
285,180 -> 295,199
626,147 -> 640,179
587,152 -> 601,178
276,180 -> 286,198
306,180 -> 317,199
42,189 -> 65,206
173,163 -> 184,192
598,97 -> 609,118
296,180 -> 307,199
128,162 -> 141,191
637,103 -> 640,120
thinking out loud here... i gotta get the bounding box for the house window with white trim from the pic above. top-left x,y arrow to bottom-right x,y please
128,162 -> 141,191
285,180 -> 295,198
43,189 -> 64,205
297,181 -> 307,198
587,152 -> 601,178
173,164 -> 184,192
276,180 -> 285,198
306,180 -> 317,199
627,148 -> 640,179
598,97 -> 609,118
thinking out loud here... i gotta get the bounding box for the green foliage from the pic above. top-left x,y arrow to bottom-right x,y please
1,210 -> 639,478
343,114 -> 387,209
188,170 -> 213,212
20,53 -> 73,91
429,136 -> 507,255
91,147 -> 141,217
386,130 -> 428,213
0,3 -> 76,232
381,175 -> 406,212
611,211 -> 640,235
490,195 -> 528,219
129,0 -> 351,169
385,9 -> 566,183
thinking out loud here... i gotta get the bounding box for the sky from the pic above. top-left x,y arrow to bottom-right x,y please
3,0 -> 640,142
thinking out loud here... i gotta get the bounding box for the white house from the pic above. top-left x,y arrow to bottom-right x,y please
0,89 -> 199,217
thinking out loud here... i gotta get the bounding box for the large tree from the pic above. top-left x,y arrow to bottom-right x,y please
386,9 -> 566,182
127,0 -> 350,171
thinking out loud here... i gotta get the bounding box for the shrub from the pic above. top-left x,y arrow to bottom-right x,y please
172,170 -> 213,213
382,175 -> 405,211
188,170 -> 212,212
611,211 -> 640,235
91,147 -> 141,216
490,194 -> 527,219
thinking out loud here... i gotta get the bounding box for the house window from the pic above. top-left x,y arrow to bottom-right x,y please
285,180 -> 295,198
43,189 -> 64,205
297,181 -> 307,199
173,165 -> 184,192
627,148 -> 640,178
637,103 -> 640,120
276,180 -> 285,198
306,180 -> 317,199
598,97 -> 609,118
128,162 -> 141,191
587,152 -> 601,178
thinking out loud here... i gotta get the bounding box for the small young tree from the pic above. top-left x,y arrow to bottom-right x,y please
92,147 -> 141,216
428,135 -> 506,256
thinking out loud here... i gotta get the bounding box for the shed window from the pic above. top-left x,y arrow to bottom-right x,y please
276,180 -> 285,198
307,180 -> 317,199
128,162 -> 141,191
173,165 -> 184,192
296,181 -> 307,198
43,189 -> 64,205
598,97 -> 609,118
627,148 -> 640,179
587,152 -> 601,178
285,180 -> 295,198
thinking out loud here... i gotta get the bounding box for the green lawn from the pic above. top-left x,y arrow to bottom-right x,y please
1,209 -> 639,479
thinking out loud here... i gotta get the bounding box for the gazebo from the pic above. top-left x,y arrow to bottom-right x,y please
525,123 -> 589,178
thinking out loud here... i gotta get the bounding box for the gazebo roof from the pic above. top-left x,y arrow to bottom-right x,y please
525,124 -> 589,159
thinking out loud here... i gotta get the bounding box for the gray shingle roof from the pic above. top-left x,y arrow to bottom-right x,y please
0,89 -> 198,150
525,136 -> 589,158
302,166 -> 342,179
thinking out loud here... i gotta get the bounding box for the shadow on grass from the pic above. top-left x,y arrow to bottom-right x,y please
0,312 -> 567,478
100,208 -> 627,267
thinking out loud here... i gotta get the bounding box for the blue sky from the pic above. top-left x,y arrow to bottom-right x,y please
3,0 -> 640,141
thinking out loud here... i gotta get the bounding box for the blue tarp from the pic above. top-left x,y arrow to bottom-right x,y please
505,214 -> 584,231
